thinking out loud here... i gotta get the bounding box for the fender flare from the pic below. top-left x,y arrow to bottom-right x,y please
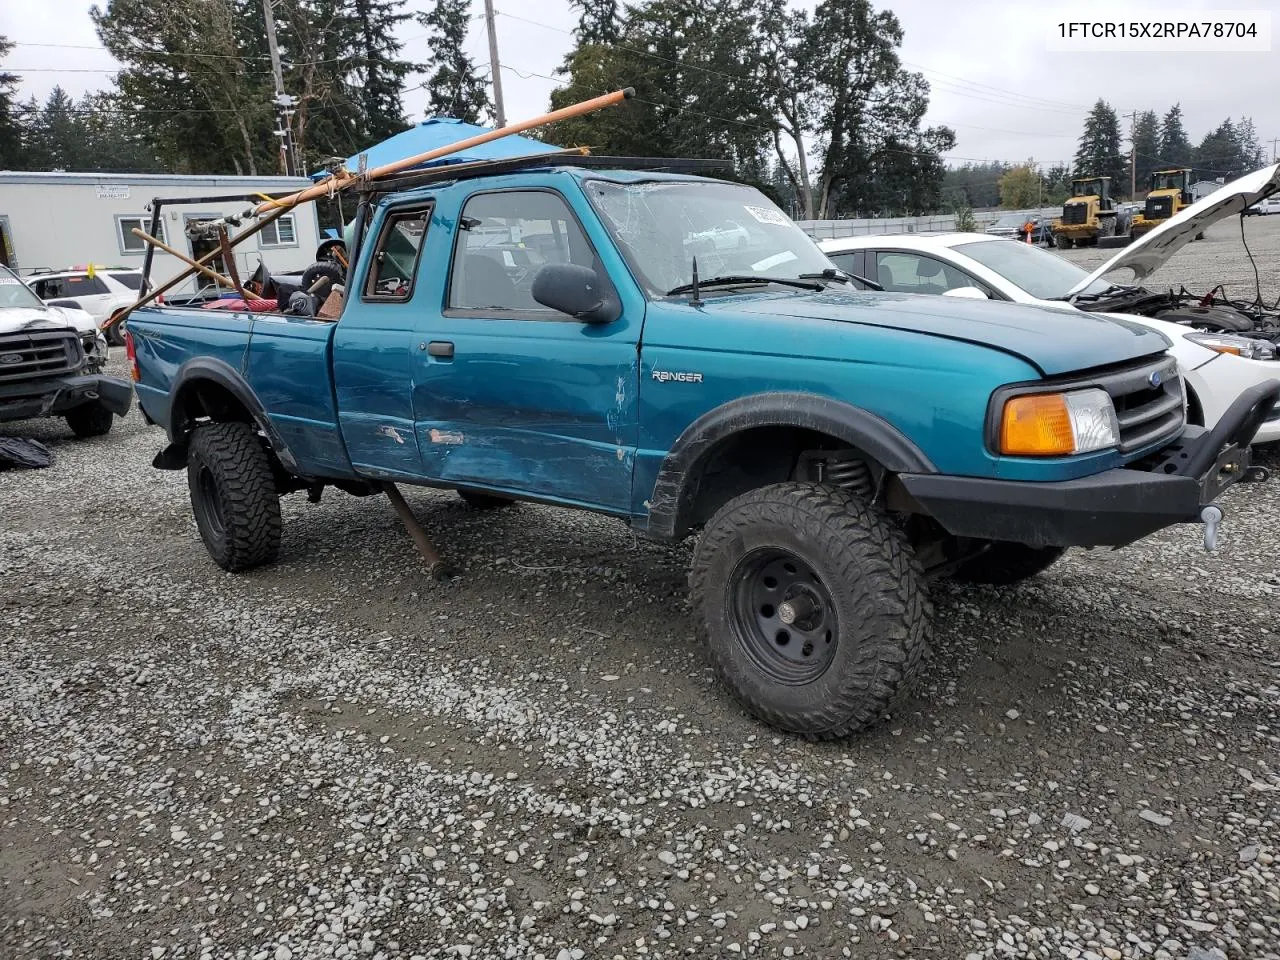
155,357 -> 300,472
642,391 -> 937,540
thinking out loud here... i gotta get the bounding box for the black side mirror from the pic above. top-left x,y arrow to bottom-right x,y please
531,263 -> 621,324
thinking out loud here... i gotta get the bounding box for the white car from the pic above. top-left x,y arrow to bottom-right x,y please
820,164 -> 1280,444
1246,196 -> 1280,216
26,267 -> 145,345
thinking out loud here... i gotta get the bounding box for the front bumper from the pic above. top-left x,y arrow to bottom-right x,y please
900,381 -> 1280,548
0,373 -> 134,424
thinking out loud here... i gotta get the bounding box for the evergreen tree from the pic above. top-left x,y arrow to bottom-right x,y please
1130,109 -> 1161,191
0,37 -> 24,170
570,0 -> 621,45
417,0 -> 491,123
1073,99 -> 1125,196
1192,119 -> 1247,181
347,0 -> 413,143
1159,103 -> 1192,168
1235,116 -> 1265,170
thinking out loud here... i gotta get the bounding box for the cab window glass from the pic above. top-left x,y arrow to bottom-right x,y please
365,207 -> 430,300
874,253 -> 973,294
448,190 -> 597,313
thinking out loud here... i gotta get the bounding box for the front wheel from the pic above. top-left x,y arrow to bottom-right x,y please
1055,236 -> 1071,249
948,543 -> 1064,585
65,402 -> 114,438
187,421 -> 282,572
690,482 -> 931,739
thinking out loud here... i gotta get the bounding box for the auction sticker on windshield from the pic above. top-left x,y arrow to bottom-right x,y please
743,205 -> 792,227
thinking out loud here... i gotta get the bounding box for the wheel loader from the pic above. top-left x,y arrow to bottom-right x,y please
1129,168 -> 1201,240
1051,177 -> 1118,249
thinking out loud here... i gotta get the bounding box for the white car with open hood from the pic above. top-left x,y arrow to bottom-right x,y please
820,163 -> 1280,444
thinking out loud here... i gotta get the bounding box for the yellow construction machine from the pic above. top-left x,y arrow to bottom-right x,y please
1129,167 -> 1195,239
1051,176 -> 1118,248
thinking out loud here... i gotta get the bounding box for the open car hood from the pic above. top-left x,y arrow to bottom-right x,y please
1065,162 -> 1280,298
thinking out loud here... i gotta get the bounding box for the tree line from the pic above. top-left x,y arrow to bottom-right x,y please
944,101 -> 1269,212
0,0 -> 955,219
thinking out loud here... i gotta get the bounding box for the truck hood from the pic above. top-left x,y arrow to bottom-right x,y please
719,290 -> 1171,376
1066,162 -> 1280,297
0,305 -> 92,336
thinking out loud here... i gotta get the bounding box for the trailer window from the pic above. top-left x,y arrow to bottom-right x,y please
260,215 -> 297,248
117,216 -> 166,254
364,207 -> 431,302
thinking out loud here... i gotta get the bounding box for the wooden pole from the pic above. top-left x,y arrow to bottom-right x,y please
251,87 -> 634,216
131,228 -> 235,288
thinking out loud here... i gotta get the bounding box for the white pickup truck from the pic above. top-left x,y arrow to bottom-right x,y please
0,263 -> 132,437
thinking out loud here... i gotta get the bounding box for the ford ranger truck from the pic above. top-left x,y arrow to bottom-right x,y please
122,161 -> 1278,739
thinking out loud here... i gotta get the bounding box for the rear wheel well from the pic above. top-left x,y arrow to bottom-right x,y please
681,426 -> 881,532
171,379 -> 256,437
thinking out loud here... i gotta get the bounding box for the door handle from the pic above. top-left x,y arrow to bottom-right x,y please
426,341 -> 454,358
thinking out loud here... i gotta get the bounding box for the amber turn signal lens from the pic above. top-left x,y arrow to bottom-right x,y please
999,393 -> 1074,456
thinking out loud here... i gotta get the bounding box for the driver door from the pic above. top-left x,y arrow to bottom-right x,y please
411,187 -> 641,512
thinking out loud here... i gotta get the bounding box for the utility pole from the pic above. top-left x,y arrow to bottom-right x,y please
1269,138 -> 1280,163
262,0 -> 299,177
1124,110 -> 1137,199
483,0 -> 506,128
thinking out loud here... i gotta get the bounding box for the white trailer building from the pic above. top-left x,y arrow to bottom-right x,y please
0,172 -> 323,294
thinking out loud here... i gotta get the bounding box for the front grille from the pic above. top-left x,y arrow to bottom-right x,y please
1093,356 -> 1184,452
0,330 -> 82,384
1144,196 -> 1174,221
1062,203 -> 1088,225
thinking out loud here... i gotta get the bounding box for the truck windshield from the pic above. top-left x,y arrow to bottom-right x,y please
0,266 -> 45,309
583,179 -> 835,296
952,239 -> 1112,300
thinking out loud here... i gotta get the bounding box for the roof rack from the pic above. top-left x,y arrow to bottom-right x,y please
359,153 -> 735,198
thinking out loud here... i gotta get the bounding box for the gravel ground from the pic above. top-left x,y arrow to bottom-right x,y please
4,216 -> 1280,960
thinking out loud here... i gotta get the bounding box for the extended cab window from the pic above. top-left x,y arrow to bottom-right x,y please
448,190 -> 597,314
365,207 -> 430,301
874,252 -> 977,295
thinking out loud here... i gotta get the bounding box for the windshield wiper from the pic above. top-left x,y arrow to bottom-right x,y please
665,274 -> 823,297
1060,283 -> 1142,303
798,267 -> 883,291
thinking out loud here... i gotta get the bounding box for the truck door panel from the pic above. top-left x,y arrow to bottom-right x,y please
412,187 -> 641,512
331,204 -> 433,480
244,314 -> 350,477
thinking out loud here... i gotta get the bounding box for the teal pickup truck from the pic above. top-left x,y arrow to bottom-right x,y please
123,155 -> 1277,738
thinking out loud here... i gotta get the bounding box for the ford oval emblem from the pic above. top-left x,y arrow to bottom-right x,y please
1148,370 -> 1162,388
0,352 -> 22,365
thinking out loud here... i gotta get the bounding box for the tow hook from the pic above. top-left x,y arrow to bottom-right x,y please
1243,465 -> 1271,484
1200,504 -> 1223,552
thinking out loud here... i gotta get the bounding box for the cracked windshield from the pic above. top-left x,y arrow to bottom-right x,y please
585,179 -> 836,295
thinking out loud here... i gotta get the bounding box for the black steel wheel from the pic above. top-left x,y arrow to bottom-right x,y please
187,421 -> 281,572
729,548 -> 839,685
690,482 -> 931,739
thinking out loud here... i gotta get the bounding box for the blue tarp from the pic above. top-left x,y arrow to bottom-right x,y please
310,117 -> 562,181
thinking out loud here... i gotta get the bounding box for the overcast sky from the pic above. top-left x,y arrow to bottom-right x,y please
2,0 -> 1276,170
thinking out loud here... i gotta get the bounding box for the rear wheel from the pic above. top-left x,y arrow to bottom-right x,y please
948,543 -> 1064,585
690,482 -> 930,739
187,421 -> 281,572
65,402 -> 113,439
1055,235 -> 1071,249
105,311 -> 126,347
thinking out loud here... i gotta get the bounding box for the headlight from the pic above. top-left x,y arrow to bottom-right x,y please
1185,332 -> 1277,360
998,388 -> 1119,456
